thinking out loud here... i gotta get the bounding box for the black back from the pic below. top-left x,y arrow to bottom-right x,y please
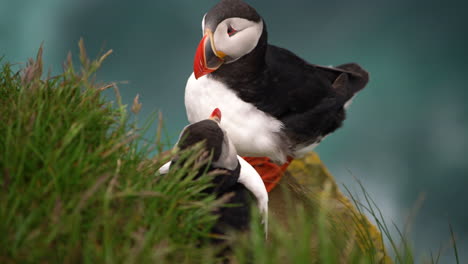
211,182 -> 251,244
207,1 -> 369,148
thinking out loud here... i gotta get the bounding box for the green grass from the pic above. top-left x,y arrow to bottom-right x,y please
0,42 -> 461,263
0,42 -> 222,264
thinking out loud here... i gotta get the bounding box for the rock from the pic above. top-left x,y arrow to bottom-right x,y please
268,152 -> 392,263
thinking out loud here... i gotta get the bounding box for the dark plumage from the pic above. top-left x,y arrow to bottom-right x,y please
190,0 -> 369,159
205,0 -> 261,29
214,48 -> 368,149
176,119 -> 252,235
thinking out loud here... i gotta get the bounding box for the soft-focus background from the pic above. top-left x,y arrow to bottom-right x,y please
1,0 -> 467,261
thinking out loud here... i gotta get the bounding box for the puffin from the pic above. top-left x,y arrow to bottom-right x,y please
159,108 -> 268,238
185,0 -> 369,192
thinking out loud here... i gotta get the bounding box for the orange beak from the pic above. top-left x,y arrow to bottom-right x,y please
209,108 -> 222,123
194,30 -> 225,79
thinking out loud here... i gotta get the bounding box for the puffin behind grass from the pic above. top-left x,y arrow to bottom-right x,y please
159,108 -> 268,242
185,0 -> 369,192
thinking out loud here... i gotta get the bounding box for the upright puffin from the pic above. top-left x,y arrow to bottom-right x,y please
185,0 -> 369,191
159,108 -> 268,238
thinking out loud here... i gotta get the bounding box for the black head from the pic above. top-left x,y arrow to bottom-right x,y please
177,119 -> 224,162
204,0 -> 261,30
193,0 -> 267,79
176,111 -> 241,195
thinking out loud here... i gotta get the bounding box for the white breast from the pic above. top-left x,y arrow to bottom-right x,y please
185,73 -> 287,163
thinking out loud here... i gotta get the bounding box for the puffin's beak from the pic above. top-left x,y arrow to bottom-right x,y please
194,29 -> 225,79
209,108 -> 222,123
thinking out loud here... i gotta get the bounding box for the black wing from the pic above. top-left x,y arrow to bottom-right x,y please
264,45 -> 369,146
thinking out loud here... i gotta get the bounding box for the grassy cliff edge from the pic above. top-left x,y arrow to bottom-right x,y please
0,44 -> 457,263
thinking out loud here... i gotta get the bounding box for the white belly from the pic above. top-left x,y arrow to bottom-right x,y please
185,73 -> 288,163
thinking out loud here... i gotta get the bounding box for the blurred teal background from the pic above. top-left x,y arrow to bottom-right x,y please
1,0 -> 467,261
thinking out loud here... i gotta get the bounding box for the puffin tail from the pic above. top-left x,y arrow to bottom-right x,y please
335,63 -> 369,96
314,62 -> 369,103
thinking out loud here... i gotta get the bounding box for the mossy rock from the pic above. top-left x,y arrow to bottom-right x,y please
268,152 -> 392,263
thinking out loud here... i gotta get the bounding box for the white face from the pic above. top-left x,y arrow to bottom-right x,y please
211,17 -> 263,63
212,125 -> 238,171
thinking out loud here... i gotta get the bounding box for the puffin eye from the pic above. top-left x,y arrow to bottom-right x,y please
227,25 -> 238,36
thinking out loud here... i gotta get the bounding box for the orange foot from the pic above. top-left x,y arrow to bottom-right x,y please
242,156 -> 293,192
